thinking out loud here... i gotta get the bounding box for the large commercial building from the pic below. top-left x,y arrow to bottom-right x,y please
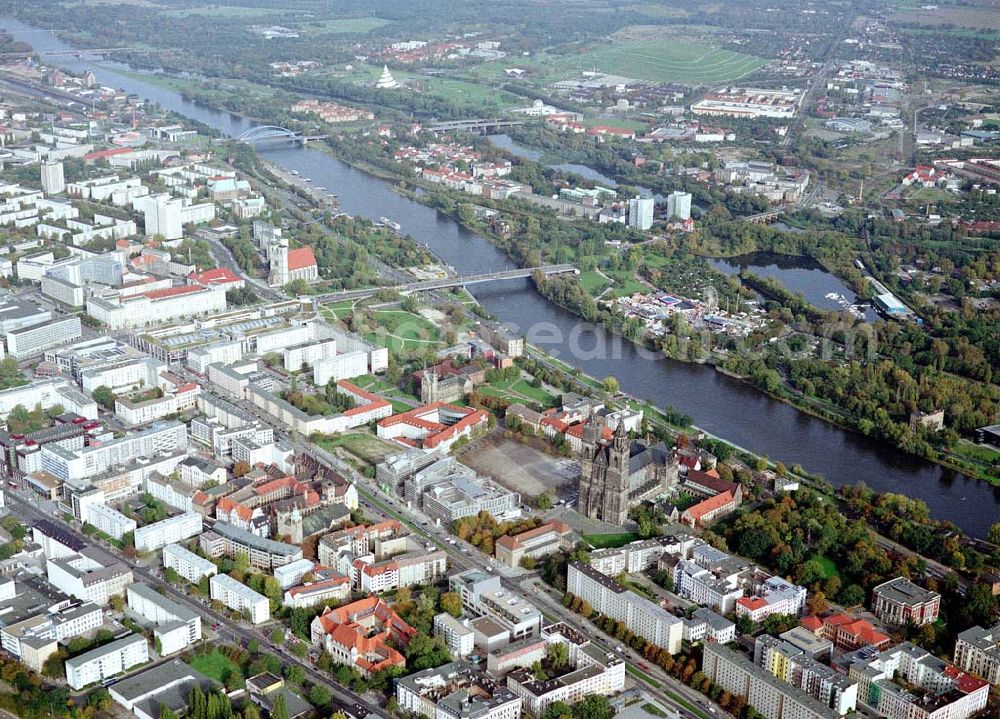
109,659 -> 216,719
450,570 -> 543,642
703,643 -> 841,719
133,511 -> 203,553
87,283 -> 227,330
126,584 -> 202,656
954,623 -> 1000,685
162,543 -> 218,584
397,661 -> 522,719
567,561 -> 682,654
46,550 -> 133,606
871,578 -> 940,627
65,633 -> 149,690
209,574 -> 270,624
6,315 -> 82,358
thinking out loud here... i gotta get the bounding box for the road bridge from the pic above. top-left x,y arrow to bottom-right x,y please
744,209 -> 784,224
0,47 -> 140,59
425,118 -> 527,133
315,263 -> 577,303
237,125 -> 326,145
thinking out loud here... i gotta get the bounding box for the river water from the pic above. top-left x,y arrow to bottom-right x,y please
6,19 -> 997,537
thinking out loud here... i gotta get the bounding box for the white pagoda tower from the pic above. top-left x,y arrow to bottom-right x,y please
376,64 -> 399,89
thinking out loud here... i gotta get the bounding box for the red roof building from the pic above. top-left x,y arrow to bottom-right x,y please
801,613 -> 891,651
377,402 -> 488,451
287,246 -> 317,271
188,267 -> 245,289
309,598 -> 415,676
681,490 -> 738,527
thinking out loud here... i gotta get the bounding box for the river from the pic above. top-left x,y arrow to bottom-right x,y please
6,19 -> 997,537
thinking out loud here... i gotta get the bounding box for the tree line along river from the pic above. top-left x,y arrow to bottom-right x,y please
5,18 -> 998,538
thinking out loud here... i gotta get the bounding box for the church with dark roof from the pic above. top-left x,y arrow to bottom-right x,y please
577,422 -> 679,525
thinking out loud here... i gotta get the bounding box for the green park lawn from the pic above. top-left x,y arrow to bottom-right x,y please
189,650 -> 242,683
578,271 -> 612,296
583,532 -> 640,548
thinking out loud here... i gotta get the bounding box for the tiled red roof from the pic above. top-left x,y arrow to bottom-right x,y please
737,597 -> 768,611
84,147 -> 134,161
188,268 -> 242,286
683,490 -> 735,523
144,284 -> 206,301
287,246 -> 316,271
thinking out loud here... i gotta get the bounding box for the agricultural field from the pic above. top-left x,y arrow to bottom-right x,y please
890,1 -> 1000,30
293,18 -> 392,34
161,4 -> 294,18
546,39 -> 766,84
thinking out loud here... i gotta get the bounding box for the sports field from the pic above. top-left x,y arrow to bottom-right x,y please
548,40 -> 766,84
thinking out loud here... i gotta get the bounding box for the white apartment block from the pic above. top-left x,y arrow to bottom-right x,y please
682,607 -> 737,646
590,535 -> 695,576
187,340 -> 244,374
568,562 -> 682,654
137,193 -> 183,240
143,474 -> 194,513
46,551 -> 133,606
507,641 -> 625,716
312,351 -> 369,386
80,356 -> 166,394
754,635 -> 857,715
162,542 -> 218,584
86,502 -> 138,540
133,512 -> 203,553
5,315 -> 82,358
703,643 -> 840,719
672,559 -> 744,614
1,602 -> 103,667
210,573 -> 270,624
126,584 -> 201,656
849,642 -> 989,719
434,613 -> 475,658
954,623 -> 1000,685
65,634 -> 149,690
0,377 -> 97,422
40,420 -> 186,483
114,393 -> 181,426
273,558 -> 316,591
283,338 -> 337,372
